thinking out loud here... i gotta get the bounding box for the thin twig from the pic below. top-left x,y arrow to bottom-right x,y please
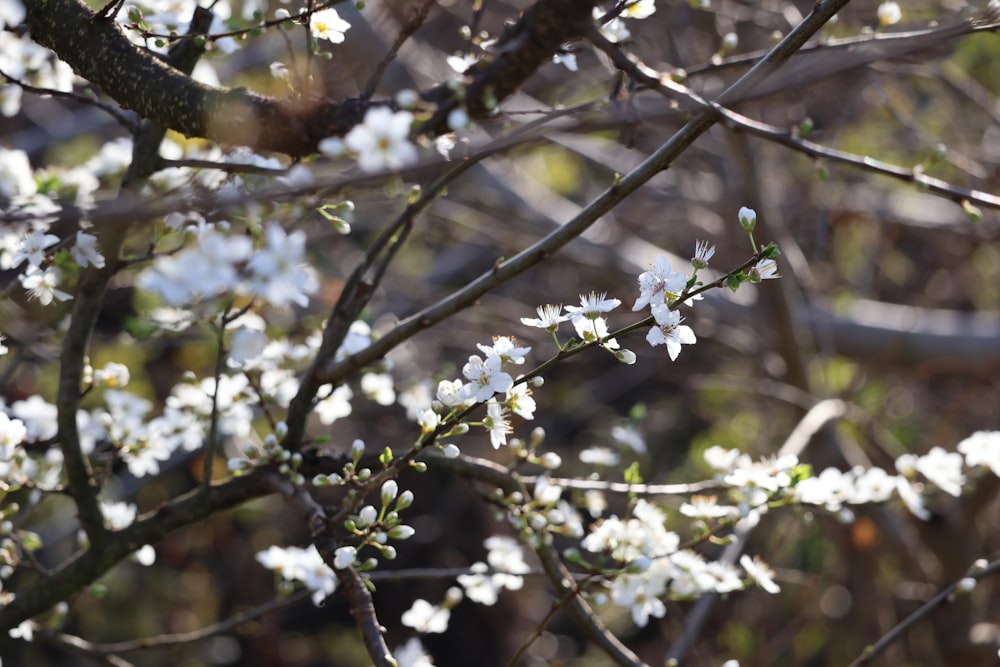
586,21 -> 1000,212
39,589 -> 310,654
0,67 -> 137,131
361,0 -> 436,99
847,557 -> 1000,666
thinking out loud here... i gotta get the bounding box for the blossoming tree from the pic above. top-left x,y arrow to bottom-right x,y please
2,0 -> 1000,665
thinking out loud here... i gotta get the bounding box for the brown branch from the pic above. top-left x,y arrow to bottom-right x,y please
847,558 -> 1000,667
259,470 -> 394,666
313,0 -> 854,389
23,0 -> 601,157
586,24 -> 1000,212
38,589 -> 311,655
424,452 -> 646,666
0,473 -> 273,633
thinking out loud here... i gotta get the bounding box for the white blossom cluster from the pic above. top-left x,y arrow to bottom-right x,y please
415,336 -> 535,452
138,223 -> 318,310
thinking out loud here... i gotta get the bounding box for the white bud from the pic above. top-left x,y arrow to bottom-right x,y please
447,107 -> 470,130
334,546 -> 356,569
351,439 -> 365,461
396,490 -> 414,510
540,452 -> 562,469
358,505 -> 377,527
390,525 -> 415,540
381,480 -> 399,505
395,89 -> 420,109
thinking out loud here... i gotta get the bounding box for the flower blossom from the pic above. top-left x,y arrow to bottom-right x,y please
646,304 -> 696,360
310,8 -> 351,43
632,256 -> 687,311
343,107 -> 418,173
462,354 -> 513,402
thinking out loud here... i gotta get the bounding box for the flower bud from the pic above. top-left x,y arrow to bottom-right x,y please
396,490 -> 414,510
334,546 -> 356,569
389,525 -> 415,540
381,480 -> 399,505
738,206 -> 757,233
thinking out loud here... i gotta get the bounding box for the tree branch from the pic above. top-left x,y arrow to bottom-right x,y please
23,0 -> 600,157
0,473 -> 272,633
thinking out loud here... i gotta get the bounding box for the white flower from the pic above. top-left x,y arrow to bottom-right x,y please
462,354 -> 514,402
394,638 -> 434,667
520,304 -> 569,330
572,315 -> 618,348
692,240 -> 715,269
680,496 -> 740,520
611,424 -> 646,454
335,320 -> 373,360
318,136 -> 345,157
70,231 -> 105,268
646,304 -> 696,360
566,292 -> 621,321
361,372 -> 395,406
333,545 -> 356,569
483,400 -> 511,449
418,408 -> 440,433
0,0 -> 26,29
101,501 -> 137,530
246,223 -> 318,308
593,7 -> 631,42
344,107 -> 418,173
315,384 -> 353,424
740,554 -> 780,594
256,544 -> 338,605
534,476 -> 563,505
0,147 -> 36,198
436,378 -> 473,408
20,266 -> 71,305
958,431 -> 1000,476
738,206 -> 757,231
270,61 -> 289,81
485,535 -> 530,574
11,227 -> 59,269
134,544 -> 156,566
610,571 -> 667,627
477,336 -> 531,365
93,362 -> 130,388
914,447 -> 964,497
446,53 -> 479,74
457,563 -> 502,605
896,477 -> 930,520
310,8 -> 351,43
632,256 -> 687,311
0,334 -> 8,356
621,0 -> 656,19
877,2 -> 901,26
0,412 -> 27,460
401,599 -> 450,634
579,447 -> 620,466
228,327 -> 268,368
750,258 -> 780,282
505,383 -> 535,420
9,620 -> 35,642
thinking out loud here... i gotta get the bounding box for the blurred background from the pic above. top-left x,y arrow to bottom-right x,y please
3,0 -> 1000,665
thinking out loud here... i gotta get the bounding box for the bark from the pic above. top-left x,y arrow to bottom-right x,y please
23,0 -> 599,157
